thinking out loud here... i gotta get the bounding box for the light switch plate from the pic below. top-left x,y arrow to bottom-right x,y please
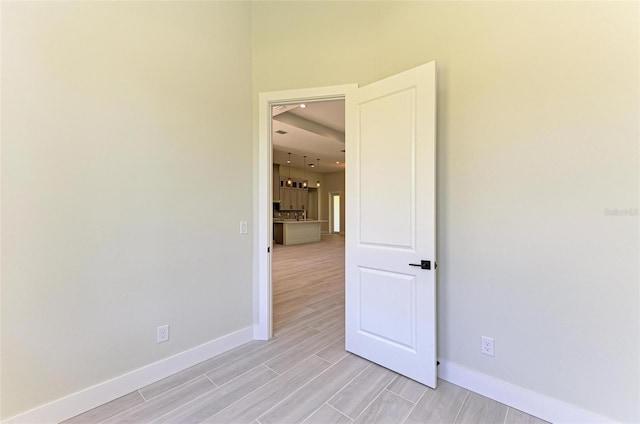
240,221 -> 248,235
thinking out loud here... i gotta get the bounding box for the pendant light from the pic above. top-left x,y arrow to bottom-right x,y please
286,153 -> 292,187
302,155 -> 308,188
316,158 -> 321,187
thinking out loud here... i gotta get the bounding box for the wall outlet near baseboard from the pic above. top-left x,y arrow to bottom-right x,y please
481,336 -> 495,356
157,325 -> 170,343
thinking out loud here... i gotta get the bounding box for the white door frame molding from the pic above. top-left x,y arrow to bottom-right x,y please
255,84 -> 357,340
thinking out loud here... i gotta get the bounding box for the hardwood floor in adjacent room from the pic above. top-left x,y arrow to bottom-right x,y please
65,235 -> 547,424
272,234 -> 345,335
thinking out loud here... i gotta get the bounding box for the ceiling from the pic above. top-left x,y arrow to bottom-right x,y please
272,99 -> 345,173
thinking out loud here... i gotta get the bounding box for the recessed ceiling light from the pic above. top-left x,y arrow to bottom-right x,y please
309,164 -> 315,167
300,104 -> 306,108
336,161 -> 340,164
275,130 -> 287,134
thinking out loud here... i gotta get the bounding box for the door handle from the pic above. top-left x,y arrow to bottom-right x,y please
409,260 -> 431,270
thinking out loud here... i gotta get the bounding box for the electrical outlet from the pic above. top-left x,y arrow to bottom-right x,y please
240,221 -> 248,235
481,336 -> 495,356
157,325 -> 170,343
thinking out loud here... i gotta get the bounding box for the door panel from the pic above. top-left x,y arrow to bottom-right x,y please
359,267 -> 416,349
346,62 -> 437,387
359,88 -> 416,248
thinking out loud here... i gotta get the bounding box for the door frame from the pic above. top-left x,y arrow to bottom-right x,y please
255,84 -> 357,340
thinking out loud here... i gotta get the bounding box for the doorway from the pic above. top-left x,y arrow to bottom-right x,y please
258,62 -> 437,388
256,84 -> 356,339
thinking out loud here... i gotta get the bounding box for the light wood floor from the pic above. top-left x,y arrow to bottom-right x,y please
65,235 -> 547,424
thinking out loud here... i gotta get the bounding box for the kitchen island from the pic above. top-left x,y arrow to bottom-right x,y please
273,220 -> 326,245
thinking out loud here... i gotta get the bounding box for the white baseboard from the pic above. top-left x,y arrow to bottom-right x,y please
438,360 -> 615,424
4,326 -> 254,424
253,323 -> 269,341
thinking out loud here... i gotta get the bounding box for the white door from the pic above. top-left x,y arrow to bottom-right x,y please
345,62 -> 437,387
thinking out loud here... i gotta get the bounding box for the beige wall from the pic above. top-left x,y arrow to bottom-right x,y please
1,1 -> 253,418
253,2 -> 639,421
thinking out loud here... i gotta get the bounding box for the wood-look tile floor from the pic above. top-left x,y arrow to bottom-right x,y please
65,235 -> 547,424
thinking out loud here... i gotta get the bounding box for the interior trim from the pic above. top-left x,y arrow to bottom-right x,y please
4,326 -> 253,424
439,360 -> 613,423
255,84 -> 357,341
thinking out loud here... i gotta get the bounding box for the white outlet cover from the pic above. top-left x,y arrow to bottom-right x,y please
481,336 -> 495,356
157,325 -> 170,343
